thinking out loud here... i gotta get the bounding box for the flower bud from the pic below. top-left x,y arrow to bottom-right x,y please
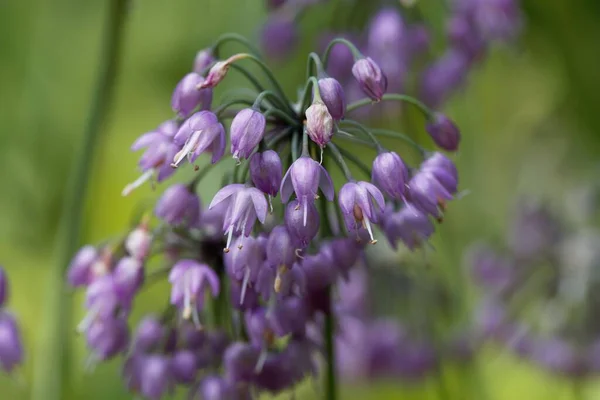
171,72 -> 213,118
172,350 -> 197,384
261,18 -> 298,61
351,57 -> 388,101
425,113 -> 461,152
113,257 -> 144,302
230,108 -> 266,161
199,61 -> 230,89
318,77 -> 346,120
371,151 -> 409,199
193,49 -> 215,74
133,316 -> 165,353
0,267 -> 8,308
285,200 -> 320,249
306,101 -> 334,148
266,225 -> 296,268
155,184 -> 201,227
0,312 -> 23,372
67,245 -> 98,287
250,150 -> 282,197
125,225 -> 152,260
86,317 -> 129,361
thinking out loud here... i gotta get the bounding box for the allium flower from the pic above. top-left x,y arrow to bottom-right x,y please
420,152 -> 459,194
280,156 -> 334,225
122,121 -> 181,196
382,207 -> 435,250
67,246 -> 99,287
407,170 -> 454,219
172,111 -> 226,166
285,200 -> 320,249
172,350 -> 197,384
199,61 -> 230,89
318,77 -> 346,120
250,150 -> 283,197
351,57 -> 388,101
0,312 -> 23,372
371,151 -> 409,199
137,354 -> 174,400
0,267 -> 7,308
86,317 -> 129,361
83,275 -> 128,325
426,113 -> 461,152
224,235 -> 266,304
199,376 -> 248,400
339,181 -> 385,243
193,49 -> 215,74
154,184 -> 201,227
113,257 -> 144,301
420,49 -> 469,108
223,342 -> 260,383
266,225 -> 296,268
125,225 -> 152,260
171,72 -> 213,118
169,260 -> 219,325
209,184 -> 269,252
306,100 -> 334,148
132,316 -> 165,352
230,108 -> 266,161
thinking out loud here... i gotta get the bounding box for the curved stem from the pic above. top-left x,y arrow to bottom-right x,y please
370,128 -> 427,155
214,98 -> 255,117
322,37 -> 362,68
335,130 -> 377,148
327,143 -> 353,181
334,144 -> 372,177
347,93 -> 434,119
252,90 -> 285,110
340,119 -> 383,152
306,52 -> 324,80
300,76 -> 320,116
264,107 -> 300,127
32,1 -> 129,399
212,33 -> 261,58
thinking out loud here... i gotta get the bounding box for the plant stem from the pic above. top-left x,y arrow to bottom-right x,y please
370,128 -> 426,155
340,119 -> 383,152
32,1 -> 129,399
347,93 -> 434,119
322,37 -> 362,67
324,288 -> 337,400
327,143 -> 353,181
212,32 -> 261,58
334,144 -> 372,177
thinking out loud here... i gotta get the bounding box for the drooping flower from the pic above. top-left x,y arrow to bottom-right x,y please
171,73 -> 213,118
339,181 -> 386,243
209,184 -> 269,252
351,57 -> 388,101
86,316 -> 130,361
425,113 -> 461,152
193,49 -> 215,74
125,224 -> 152,260
371,151 -> 409,200
318,77 -> 346,121
250,150 -> 283,198
285,200 -> 320,249
230,108 -> 266,162
113,257 -> 145,302
154,184 -> 201,227
382,206 -> 435,250
280,156 -> 334,225
132,316 -> 165,353
169,260 -> 220,326
224,235 -> 266,304
261,18 -> 298,61
0,312 -> 23,372
306,100 -> 334,148
172,111 -> 226,166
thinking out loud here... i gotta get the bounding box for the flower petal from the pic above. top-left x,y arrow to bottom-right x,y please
209,184 -> 244,209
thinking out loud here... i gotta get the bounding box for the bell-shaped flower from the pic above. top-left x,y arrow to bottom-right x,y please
338,181 -> 385,243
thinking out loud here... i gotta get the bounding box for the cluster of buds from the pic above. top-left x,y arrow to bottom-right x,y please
0,267 -> 24,373
68,30 -> 462,399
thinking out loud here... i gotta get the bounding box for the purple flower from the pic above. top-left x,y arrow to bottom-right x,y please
230,108 -> 266,161
224,235 -> 266,304
420,152 -> 459,194
285,200 -> 320,249
155,184 -> 201,227
113,257 -> 144,302
274,263 -> 306,297
86,317 -> 129,361
0,312 -> 23,372
199,60 -> 231,89
261,18 -> 298,61
193,49 -> 215,74
301,252 -> 338,293
270,297 -> 307,338
371,151 -> 409,199
280,156 -> 334,225
382,207 -> 435,250
426,113 -> 461,152
171,72 -> 213,118
468,244 -> 515,292
209,184 -> 268,252
407,170 -> 454,219
83,275 -> 127,324
123,121 -> 181,196
169,260 -> 219,325
447,15 -> 487,62
339,181 -> 385,243
0,267 -> 7,308
244,308 -> 275,348
420,49 -> 469,108
172,111 -> 226,166
137,355 -> 174,400
223,342 -> 260,383
266,225 -> 296,268
250,150 -> 283,197
199,376 -> 248,400
172,350 -> 197,384
67,246 -> 99,287
125,225 -> 152,260
320,32 -> 355,80
318,77 -> 346,121
133,316 -> 165,353
351,57 -> 388,101
323,238 -> 362,278
306,101 -> 334,148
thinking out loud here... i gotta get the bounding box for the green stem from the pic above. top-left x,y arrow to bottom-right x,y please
322,37 -> 362,68
370,128 -> 426,155
291,130 -> 300,161
324,288 -> 337,400
334,144 -> 372,177
340,119 -> 383,152
264,107 -> 300,127
347,93 -> 434,119
299,76 -> 320,115
302,129 -> 309,155
327,143 -> 353,181
212,33 -> 262,58
306,52 -> 324,80
335,130 -> 377,148
214,98 -> 255,117
32,1 -> 129,400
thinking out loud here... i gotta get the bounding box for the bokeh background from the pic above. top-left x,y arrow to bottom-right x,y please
1,0 -> 600,399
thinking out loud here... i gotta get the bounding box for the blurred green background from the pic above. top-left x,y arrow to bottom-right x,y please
1,0 -> 600,399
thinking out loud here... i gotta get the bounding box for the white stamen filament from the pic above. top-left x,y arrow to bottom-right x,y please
183,278 -> 192,320
224,226 -> 234,253
363,216 -> 377,244
254,350 -> 268,373
240,267 -> 251,305
268,195 -> 273,214
77,306 -> 99,333
303,198 -> 308,226
172,131 -> 201,168
121,169 -> 154,197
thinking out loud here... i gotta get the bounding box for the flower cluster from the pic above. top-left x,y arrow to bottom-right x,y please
261,1 -> 521,111
469,195 -> 600,378
0,266 -> 24,373
68,31 -> 462,399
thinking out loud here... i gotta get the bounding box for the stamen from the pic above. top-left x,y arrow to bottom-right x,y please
364,217 -> 377,244
268,195 -> 273,214
274,266 -> 287,293
121,169 -> 154,196
192,305 -> 202,329
224,226 -> 234,253
240,267 -> 251,305
303,198 -> 308,226
172,131 -> 200,167
254,350 -> 268,373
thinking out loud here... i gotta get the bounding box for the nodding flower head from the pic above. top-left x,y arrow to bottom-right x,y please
0,312 -> 23,372
125,224 -> 152,260
113,257 -> 145,302
382,206 -> 435,250
261,17 -> 298,61
420,152 -> 458,194
193,49 -> 215,74
122,121 -> 181,196
86,316 -> 130,361
198,60 -> 230,89
318,77 -> 346,121
154,184 -> 201,227
426,113 -> 461,152
371,151 -> 409,200
280,156 -> 334,225
339,181 -> 385,244
208,184 -> 268,252
351,57 -> 388,101
285,200 -> 320,249
132,316 -> 165,353
224,235 -> 266,305
230,108 -> 266,162
169,260 -> 219,327
306,100 -> 335,148
171,72 -> 213,118
172,111 -> 225,167
408,168 -> 454,219
250,150 -> 283,197
266,225 -> 296,268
